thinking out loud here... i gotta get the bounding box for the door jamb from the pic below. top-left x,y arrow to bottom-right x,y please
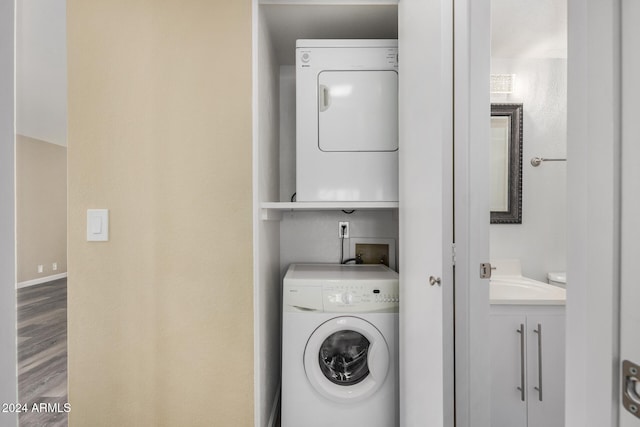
452,0 -> 491,426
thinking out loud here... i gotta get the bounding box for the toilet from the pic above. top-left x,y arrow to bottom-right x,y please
547,271 -> 567,288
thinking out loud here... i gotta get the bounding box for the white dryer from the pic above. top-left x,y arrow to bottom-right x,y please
296,40 -> 399,202
281,264 -> 399,427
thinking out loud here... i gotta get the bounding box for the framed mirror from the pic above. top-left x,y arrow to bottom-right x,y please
490,103 -> 523,224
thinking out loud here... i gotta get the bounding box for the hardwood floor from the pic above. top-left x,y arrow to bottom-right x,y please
17,278 -> 68,427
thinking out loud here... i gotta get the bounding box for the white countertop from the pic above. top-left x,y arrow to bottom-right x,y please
490,275 -> 566,305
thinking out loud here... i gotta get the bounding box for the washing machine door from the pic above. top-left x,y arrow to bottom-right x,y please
303,316 -> 390,403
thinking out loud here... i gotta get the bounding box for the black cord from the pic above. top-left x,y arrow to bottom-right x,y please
342,258 -> 358,264
342,210 -> 355,214
339,223 -> 349,263
290,192 -> 296,202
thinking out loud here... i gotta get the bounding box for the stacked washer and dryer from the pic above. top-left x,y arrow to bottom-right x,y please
281,40 -> 400,427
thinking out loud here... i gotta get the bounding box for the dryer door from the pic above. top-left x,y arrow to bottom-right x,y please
318,70 -> 398,152
304,316 -> 390,403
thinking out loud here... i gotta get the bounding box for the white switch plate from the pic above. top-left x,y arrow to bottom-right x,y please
87,209 -> 109,241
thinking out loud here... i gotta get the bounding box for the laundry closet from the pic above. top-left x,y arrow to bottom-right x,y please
253,1 -> 458,426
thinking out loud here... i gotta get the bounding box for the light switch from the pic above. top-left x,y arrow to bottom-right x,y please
91,216 -> 102,234
87,209 -> 109,241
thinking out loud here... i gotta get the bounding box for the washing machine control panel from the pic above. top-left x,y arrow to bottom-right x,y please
322,282 -> 399,312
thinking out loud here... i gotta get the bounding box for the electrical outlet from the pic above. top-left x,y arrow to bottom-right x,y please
52,262 -> 58,271
37,265 -> 43,273
338,222 -> 349,238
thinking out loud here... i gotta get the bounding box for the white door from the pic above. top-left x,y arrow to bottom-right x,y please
620,0 -> 640,425
399,0 -> 491,425
398,0 -> 454,425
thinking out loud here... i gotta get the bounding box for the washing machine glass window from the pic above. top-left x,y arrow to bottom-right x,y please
304,316 -> 390,403
317,70 -> 398,152
319,330 -> 370,386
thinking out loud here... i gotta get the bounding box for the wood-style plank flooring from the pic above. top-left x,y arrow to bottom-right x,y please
17,278 -> 68,427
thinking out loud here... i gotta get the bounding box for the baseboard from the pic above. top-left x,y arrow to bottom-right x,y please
17,272 -> 67,289
267,385 -> 281,427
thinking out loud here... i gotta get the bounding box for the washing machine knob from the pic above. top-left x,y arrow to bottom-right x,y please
341,293 -> 353,305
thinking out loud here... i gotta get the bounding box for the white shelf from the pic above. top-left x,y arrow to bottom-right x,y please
260,201 -> 398,220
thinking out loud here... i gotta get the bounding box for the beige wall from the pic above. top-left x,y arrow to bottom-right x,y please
16,134 -> 67,283
67,1 -> 253,425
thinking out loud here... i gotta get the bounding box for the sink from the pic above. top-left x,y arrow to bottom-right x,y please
490,275 -> 566,305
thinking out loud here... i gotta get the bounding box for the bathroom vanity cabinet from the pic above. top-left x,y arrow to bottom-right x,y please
490,305 -> 565,427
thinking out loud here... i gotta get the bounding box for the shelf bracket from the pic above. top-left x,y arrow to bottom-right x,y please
260,208 -> 282,221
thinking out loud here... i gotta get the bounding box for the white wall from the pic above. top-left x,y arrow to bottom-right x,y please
279,66 -> 295,202
16,135 -> 67,284
280,210 -> 399,276
16,0 -> 67,146
491,0 -> 566,59
490,58 -> 567,282
254,5 -> 282,427
0,0 -> 17,425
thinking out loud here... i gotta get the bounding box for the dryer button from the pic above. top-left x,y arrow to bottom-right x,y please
341,293 -> 353,305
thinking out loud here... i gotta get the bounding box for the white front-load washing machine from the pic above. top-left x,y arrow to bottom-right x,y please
282,264 -> 399,427
296,39 -> 399,202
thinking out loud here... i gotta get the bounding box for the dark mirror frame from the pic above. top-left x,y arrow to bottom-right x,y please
491,103 -> 523,224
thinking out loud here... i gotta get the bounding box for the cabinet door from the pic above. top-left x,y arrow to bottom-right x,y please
527,314 -> 565,427
490,314 -> 528,427
621,1 -> 640,427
